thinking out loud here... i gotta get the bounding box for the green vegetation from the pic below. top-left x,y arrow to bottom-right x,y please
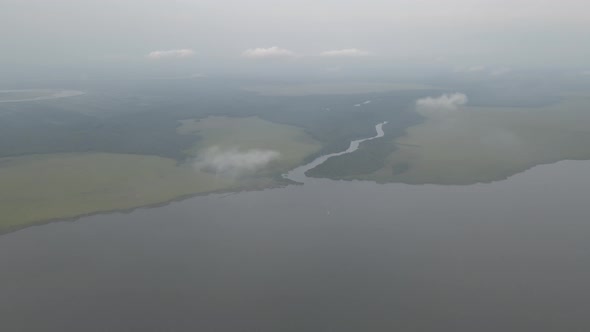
5,77 -> 589,228
0,79 -> 433,231
0,153 -> 236,231
0,116 -> 321,231
0,104 -> 199,160
0,81 -> 429,161
329,95 -> 590,184
306,129 -> 398,178
178,116 -> 321,173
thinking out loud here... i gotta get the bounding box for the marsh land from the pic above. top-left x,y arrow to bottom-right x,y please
0,79 -> 422,230
3,72 -> 590,331
2,74 -> 590,231
310,94 -> 590,184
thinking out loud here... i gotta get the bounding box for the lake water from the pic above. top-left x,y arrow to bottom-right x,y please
1,157 -> 590,330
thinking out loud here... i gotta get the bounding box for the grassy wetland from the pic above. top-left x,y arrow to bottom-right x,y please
313,94 -> 590,185
0,114 -> 321,231
6,77 -> 589,231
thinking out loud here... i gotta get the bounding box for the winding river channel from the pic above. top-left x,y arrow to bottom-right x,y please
2,122 -> 590,331
285,121 -> 387,183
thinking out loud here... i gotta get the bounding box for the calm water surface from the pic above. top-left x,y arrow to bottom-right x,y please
1,159 -> 590,331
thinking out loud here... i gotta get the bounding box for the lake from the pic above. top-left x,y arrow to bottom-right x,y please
1,159 -> 590,331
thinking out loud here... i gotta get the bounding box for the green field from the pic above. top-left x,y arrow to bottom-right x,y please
359,95 -> 590,184
0,117 -> 321,231
0,153 -> 238,230
178,116 -> 321,172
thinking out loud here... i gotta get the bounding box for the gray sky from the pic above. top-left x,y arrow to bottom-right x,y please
2,0 -> 590,78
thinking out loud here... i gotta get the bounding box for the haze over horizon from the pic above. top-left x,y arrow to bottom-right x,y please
4,2 -> 590,331
2,0 -> 590,81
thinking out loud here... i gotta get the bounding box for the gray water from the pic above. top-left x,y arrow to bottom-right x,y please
0,89 -> 86,103
1,140 -> 590,330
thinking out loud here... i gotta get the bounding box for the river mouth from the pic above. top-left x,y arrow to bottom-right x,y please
284,121 -> 387,183
2,159 -> 590,331
4,120 -> 590,331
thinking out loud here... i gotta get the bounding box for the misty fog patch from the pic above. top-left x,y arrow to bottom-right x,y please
194,146 -> 281,176
415,93 -> 468,119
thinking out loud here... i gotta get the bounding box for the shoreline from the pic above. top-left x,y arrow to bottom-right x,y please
4,149 -> 588,236
0,179 -> 290,236
0,123 -> 388,235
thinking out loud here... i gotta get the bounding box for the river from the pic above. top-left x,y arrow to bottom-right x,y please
285,121 -> 387,182
1,130 -> 590,331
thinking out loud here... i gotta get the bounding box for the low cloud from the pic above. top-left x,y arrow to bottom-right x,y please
147,49 -> 195,59
320,48 -> 370,57
417,93 -> 467,110
194,146 -> 280,176
416,93 -> 468,118
242,46 -> 295,59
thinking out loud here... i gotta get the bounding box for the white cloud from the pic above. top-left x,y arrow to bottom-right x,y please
416,93 -> 468,118
194,146 -> 280,176
319,48 -> 371,57
242,46 -> 296,59
147,49 -> 195,59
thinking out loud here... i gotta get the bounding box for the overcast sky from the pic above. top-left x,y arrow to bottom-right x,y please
2,0 -> 589,78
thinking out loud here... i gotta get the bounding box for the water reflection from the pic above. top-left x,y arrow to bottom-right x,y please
1,160 -> 590,331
